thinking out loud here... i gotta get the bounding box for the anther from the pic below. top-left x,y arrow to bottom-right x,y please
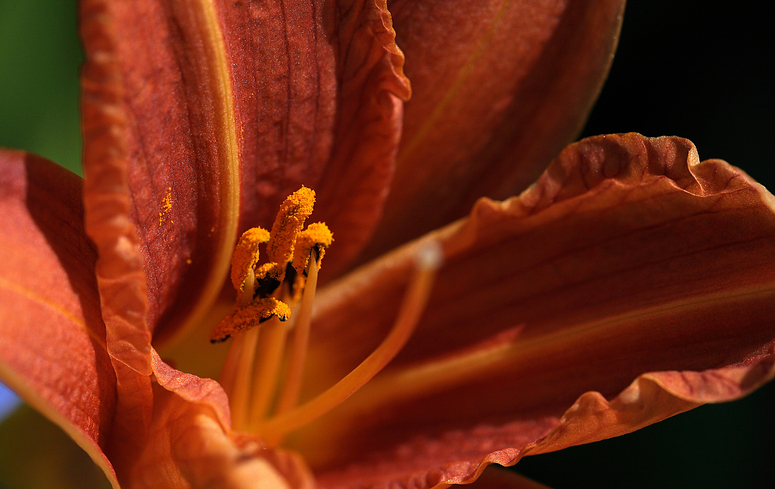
210,298 -> 291,343
254,262 -> 285,287
291,222 -> 333,275
230,227 -> 270,292
214,186 -> 334,434
267,187 -> 315,269
290,223 -> 332,299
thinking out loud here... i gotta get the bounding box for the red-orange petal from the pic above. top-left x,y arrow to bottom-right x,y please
80,0 -> 243,357
310,0 -> 411,273
0,150 -> 118,486
106,349 -> 310,489
223,0 -> 411,273
79,0 -> 411,350
361,0 -> 626,262
293,134 -> 775,487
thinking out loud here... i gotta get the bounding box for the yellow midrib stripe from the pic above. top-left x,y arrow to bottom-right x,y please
340,283 -> 775,414
172,0 -> 241,340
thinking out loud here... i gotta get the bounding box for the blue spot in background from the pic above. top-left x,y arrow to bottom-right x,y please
0,382 -> 21,421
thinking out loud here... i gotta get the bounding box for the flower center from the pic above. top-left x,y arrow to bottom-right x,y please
211,187 -> 441,446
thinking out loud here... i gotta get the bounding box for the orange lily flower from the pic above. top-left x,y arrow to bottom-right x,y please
1,1 -> 774,489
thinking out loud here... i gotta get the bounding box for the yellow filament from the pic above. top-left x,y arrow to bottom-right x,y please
248,316 -> 289,424
229,326 -> 260,430
275,253 -> 320,415
290,224 -> 331,300
214,186 -> 341,438
219,268 -> 259,430
254,242 -> 443,444
218,331 -> 243,408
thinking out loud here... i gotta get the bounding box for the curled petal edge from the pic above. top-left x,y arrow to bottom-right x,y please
315,0 -> 412,274
435,357 -> 775,487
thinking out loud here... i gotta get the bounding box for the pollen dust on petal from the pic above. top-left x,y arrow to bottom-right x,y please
159,186 -> 173,226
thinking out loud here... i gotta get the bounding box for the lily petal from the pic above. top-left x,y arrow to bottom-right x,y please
363,0 -> 626,261
225,0 -> 411,272
105,348 -> 311,489
295,134 -> 775,487
0,150 -> 118,487
80,0 -> 243,358
79,0 -> 411,355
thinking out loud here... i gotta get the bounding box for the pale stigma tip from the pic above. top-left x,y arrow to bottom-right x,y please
415,240 -> 443,271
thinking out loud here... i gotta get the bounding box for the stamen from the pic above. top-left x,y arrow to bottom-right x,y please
218,267 -> 257,396
267,187 -> 315,270
228,326 -> 260,430
219,266 -> 260,431
254,241 -> 443,444
289,223 -> 332,300
275,251 -> 320,415
254,262 -> 284,284
213,186 -> 336,439
248,316 -> 288,424
291,223 -> 333,276
217,323 -> 244,401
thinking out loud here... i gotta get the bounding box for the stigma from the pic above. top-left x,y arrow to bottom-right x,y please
212,186 -> 442,445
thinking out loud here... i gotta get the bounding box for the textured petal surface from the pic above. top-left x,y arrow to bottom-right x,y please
79,0 -> 410,355
80,0 -> 242,360
0,151 -> 118,486
361,0 -> 626,261
290,134 -> 775,487
224,0 -> 411,273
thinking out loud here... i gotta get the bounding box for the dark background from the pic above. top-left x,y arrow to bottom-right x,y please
1,1 -> 773,488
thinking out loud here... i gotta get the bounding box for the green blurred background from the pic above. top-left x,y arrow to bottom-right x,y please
0,1 -> 82,174
0,0 -> 773,488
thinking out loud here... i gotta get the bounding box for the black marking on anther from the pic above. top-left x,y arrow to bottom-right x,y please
255,275 -> 280,298
210,334 -> 230,344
